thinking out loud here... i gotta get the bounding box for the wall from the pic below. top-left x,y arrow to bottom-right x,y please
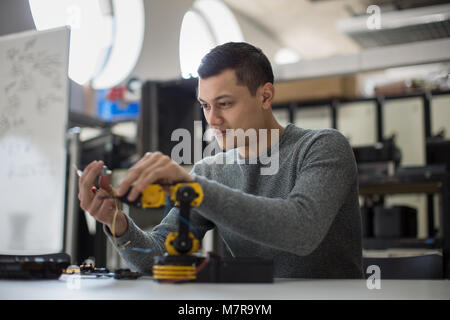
127,0 -> 194,82
0,0 -> 35,37
230,9 -> 283,67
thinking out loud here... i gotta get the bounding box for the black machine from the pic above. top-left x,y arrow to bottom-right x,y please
0,253 -> 70,279
138,78 -> 204,161
373,205 -> 417,238
80,132 -> 137,170
352,137 -> 402,179
0,252 -> 143,280
426,136 -> 450,171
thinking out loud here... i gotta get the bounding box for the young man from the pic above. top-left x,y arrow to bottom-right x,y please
78,42 -> 363,278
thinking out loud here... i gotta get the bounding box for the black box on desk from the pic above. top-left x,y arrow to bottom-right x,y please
373,205 -> 417,238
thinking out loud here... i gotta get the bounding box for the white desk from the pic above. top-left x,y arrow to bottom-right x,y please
0,277 -> 449,300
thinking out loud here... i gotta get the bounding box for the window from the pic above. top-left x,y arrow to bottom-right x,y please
179,0 -> 243,79
29,0 -> 144,89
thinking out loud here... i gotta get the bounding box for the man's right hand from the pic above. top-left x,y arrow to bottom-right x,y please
78,160 -> 128,237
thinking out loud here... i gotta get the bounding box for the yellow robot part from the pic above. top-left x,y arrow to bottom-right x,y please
140,184 -> 166,208
139,182 -> 203,208
152,265 -> 196,281
169,182 -> 203,207
165,231 -> 199,256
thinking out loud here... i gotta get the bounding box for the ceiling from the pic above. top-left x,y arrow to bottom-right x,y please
223,0 -> 450,59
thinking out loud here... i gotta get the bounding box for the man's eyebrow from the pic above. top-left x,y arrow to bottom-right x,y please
197,94 -> 234,102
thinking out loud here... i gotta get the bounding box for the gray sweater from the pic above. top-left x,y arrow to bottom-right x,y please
105,123 -> 363,278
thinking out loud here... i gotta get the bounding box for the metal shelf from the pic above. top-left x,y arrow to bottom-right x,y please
358,168 -> 450,278
363,237 -> 442,250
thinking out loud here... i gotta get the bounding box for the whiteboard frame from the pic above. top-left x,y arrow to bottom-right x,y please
0,26 -> 71,255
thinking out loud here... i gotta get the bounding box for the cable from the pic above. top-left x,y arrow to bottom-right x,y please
110,187 -> 122,248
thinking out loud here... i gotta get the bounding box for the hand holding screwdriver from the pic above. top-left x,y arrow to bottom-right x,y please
77,161 -> 128,237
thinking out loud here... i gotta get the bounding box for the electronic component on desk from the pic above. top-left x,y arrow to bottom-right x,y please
62,265 -> 111,279
0,253 -> 70,279
79,263 -> 110,276
63,265 -> 81,274
113,268 -> 142,280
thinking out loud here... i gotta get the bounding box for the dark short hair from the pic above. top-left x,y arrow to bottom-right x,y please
197,42 -> 274,96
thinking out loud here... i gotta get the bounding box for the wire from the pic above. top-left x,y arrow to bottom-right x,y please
110,186 -> 127,249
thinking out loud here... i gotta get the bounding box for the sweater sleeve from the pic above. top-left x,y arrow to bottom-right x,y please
192,129 -> 358,257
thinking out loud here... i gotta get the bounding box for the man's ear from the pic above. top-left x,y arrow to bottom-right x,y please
260,82 -> 275,110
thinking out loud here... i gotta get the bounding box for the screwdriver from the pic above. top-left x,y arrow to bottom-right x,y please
76,165 -> 112,194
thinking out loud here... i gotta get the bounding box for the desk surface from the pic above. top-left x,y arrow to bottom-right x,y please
1,277 -> 449,300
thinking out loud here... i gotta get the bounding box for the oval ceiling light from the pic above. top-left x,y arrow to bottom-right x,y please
194,0 -> 243,44
29,0 -> 145,89
91,0 -> 145,89
179,0 -> 243,79
179,10 -> 216,79
29,0 -> 113,86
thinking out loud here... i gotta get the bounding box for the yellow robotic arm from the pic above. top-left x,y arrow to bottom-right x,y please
116,182 -> 203,257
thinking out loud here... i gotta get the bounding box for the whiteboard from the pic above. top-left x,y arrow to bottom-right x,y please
0,27 -> 70,254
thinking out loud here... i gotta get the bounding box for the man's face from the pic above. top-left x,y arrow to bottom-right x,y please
197,69 -> 265,150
